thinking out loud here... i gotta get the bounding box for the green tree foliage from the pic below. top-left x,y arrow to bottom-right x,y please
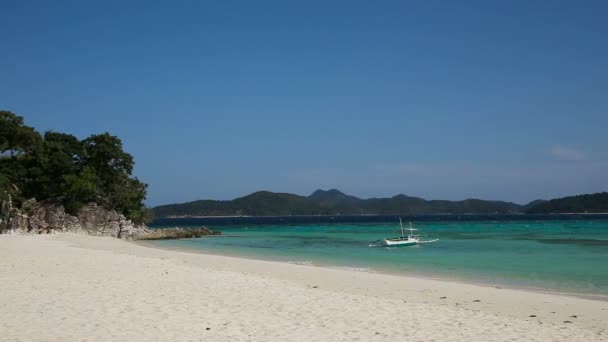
81,133 -> 134,186
40,132 -> 84,199
0,111 -> 42,156
0,111 -> 42,204
61,166 -> 100,214
0,111 -> 152,224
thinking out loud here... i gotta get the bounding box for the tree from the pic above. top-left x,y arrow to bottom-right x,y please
79,133 -> 149,223
81,133 -> 133,184
107,175 -> 151,223
0,112 -> 43,205
61,166 -> 100,214
39,132 -> 83,199
0,111 -> 42,156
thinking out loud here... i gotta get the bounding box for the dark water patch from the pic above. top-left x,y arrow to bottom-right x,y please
535,238 -> 608,247
241,245 -> 275,249
438,233 -> 500,240
325,229 -> 391,235
276,236 -> 362,247
276,235 -> 357,242
507,233 -> 548,241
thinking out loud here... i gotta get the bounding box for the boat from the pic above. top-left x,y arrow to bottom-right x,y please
371,219 -> 438,247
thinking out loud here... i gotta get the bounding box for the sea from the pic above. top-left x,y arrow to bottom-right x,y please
148,215 -> 608,298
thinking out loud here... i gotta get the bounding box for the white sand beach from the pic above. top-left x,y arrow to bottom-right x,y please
0,234 -> 606,341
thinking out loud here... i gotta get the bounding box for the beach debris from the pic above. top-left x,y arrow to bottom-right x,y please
570,315 -> 577,318
473,299 -> 481,302
529,315 -> 536,318
563,321 -> 573,324
440,296 -> 447,299
206,327 -> 211,331
375,332 -> 381,335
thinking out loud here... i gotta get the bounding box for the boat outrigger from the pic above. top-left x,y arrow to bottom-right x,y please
371,219 -> 438,247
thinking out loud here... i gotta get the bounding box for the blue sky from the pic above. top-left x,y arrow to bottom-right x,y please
2,0 -> 607,205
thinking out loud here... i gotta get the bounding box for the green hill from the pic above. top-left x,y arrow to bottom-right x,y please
153,189 -> 523,217
525,192 -> 608,213
232,191 -> 325,216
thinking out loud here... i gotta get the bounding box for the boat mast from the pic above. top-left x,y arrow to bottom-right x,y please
400,217 -> 405,238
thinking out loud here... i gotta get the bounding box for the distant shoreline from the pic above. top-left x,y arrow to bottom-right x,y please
160,212 -> 608,219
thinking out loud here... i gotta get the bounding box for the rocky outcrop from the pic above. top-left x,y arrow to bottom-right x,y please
0,193 -> 14,230
133,227 -> 220,240
4,199 -> 147,239
1,199 -> 219,240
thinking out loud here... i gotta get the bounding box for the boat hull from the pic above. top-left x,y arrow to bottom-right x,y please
382,238 -> 418,247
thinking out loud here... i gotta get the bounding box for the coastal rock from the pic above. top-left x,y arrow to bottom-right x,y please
4,199 -> 146,239
76,203 -> 137,238
1,199 -> 219,240
133,227 -> 220,240
0,194 -> 13,230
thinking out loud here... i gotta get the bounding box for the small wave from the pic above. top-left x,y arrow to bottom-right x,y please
287,260 -> 315,266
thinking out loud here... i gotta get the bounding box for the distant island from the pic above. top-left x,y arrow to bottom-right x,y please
151,190 -> 608,218
525,192 -> 608,214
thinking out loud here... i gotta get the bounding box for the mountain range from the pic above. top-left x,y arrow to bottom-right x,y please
151,189 -> 608,218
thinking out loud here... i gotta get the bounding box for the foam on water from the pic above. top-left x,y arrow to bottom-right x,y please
329,266 -> 373,273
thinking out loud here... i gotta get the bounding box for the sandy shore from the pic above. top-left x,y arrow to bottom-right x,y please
1,234 -> 606,341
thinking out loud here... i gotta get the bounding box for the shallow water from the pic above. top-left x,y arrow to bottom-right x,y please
148,220 -> 608,296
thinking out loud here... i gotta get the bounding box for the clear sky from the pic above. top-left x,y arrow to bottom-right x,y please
2,0 -> 607,206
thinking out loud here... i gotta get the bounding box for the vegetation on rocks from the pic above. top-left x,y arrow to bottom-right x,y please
0,111 -> 152,226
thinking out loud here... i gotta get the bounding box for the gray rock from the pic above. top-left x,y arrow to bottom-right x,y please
133,227 -> 219,240
1,199 -> 219,240
4,199 -> 148,239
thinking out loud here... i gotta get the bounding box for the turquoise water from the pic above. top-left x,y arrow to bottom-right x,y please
148,220 -> 608,297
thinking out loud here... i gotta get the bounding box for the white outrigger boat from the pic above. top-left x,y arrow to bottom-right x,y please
374,219 -> 438,247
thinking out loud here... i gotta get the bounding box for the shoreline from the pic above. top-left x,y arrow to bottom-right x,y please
2,233 -> 607,341
136,239 -> 608,302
